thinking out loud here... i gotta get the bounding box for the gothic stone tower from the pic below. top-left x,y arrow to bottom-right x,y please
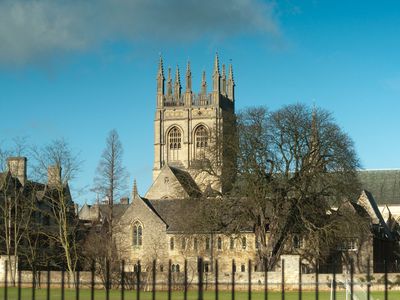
153,54 -> 235,194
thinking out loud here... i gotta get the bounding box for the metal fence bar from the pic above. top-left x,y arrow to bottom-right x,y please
367,258 -> 370,300
315,262 -> 319,300
168,260 -> 172,300
264,258 -> 268,300
61,268 -> 65,300
215,259 -> 219,300
184,259 -> 188,300
106,259 -> 110,300
231,259 -> 235,300
17,268 -> 21,300
46,263 -> 50,300
136,260 -> 141,300
76,269 -> 80,300
152,260 -> 156,300
4,262 -> 7,300
384,260 -> 388,300
248,260 -> 252,300
332,262 -> 336,300
121,260 -> 125,300
90,261 -> 95,300
350,260 -> 354,300
198,257 -> 204,300
281,259 -> 285,300
299,259 -> 302,300
31,269 -> 35,300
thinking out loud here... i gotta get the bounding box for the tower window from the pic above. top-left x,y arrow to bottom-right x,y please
168,127 -> 182,161
133,222 -> 142,247
168,127 -> 182,150
206,237 -> 211,250
170,237 -> 175,250
242,237 -> 247,250
230,237 -> 235,250
195,125 -> 208,148
217,237 -> 222,250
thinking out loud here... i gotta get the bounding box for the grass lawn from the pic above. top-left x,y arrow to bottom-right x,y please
0,288 -> 399,300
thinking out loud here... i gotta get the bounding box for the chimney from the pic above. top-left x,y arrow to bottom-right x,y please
120,197 -> 129,205
7,157 -> 27,186
47,165 -> 62,186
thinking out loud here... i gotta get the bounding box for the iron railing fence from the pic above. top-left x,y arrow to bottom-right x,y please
0,257 -> 398,300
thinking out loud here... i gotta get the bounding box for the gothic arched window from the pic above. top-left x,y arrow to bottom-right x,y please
194,125 -> 208,159
195,125 -> 208,148
168,127 -> 182,161
133,222 -> 142,247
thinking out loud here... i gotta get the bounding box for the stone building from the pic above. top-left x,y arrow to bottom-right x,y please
79,55 -> 400,275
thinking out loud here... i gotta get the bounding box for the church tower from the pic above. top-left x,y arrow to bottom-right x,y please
152,54 -> 235,195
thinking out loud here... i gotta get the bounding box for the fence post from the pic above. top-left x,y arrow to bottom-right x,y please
332,262 -> 336,300
248,260 -> 252,300
90,260 -> 95,300
121,260 -> 125,300
4,261 -> 8,300
17,268 -> 21,300
350,259 -> 354,300
76,267 -> 80,300
299,258 -> 302,300
281,259 -> 285,300
184,259 -> 188,300
231,259 -> 235,300
32,268 -> 35,300
152,260 -> 156,300
315,260 -> 319,300
137,260 -> 141,300
264,258 -> 268,300
106,259 -> 110,300
215,259 -> 219,300
168,260 -> 172,300
384,260 -> 388,300
46,263 -> 50,300
198,257 -> 204,300
367,258 -> 370,300
61,267 -> 65,300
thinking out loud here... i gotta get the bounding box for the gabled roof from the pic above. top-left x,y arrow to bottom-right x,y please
357,190 -> 393,239
145,164 -> 202,199
358,170 -> 400,205
168,166 -> 202,198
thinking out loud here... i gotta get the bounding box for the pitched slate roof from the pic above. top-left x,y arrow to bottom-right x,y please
358,170 -> 400,205
168,166 -> 202,198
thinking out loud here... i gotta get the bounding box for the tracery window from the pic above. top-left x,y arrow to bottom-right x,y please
194,125 -> 208,159
133,222 -> 143,247
168,127 -> 182,161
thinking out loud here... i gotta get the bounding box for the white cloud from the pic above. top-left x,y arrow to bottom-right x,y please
0,0 -> 280,67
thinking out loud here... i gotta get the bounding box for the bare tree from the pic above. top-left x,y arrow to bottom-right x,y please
88,129 -> 128,281
30,139 -> 82,281
93,129 -> 128,206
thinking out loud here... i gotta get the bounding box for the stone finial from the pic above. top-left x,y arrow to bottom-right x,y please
157,55 -> 164,78
213,52 -> 220,75
132,179 -> 138,199
201,70 -> 207,94
174,65 -> 181,100
167,67 -> 172,96
221,64 -> 227,95
227,63 -> 235,101
186,61 -> 192,92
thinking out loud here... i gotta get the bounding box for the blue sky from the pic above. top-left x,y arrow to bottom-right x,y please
1,0 -> 400,204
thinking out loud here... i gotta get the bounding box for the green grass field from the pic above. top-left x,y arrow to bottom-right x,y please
0,288 -> 399,300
